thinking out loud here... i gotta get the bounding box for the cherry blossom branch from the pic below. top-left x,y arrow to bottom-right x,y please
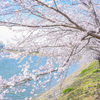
1,47 -> 76,92
53,0 -> 58,10
88,31 -> 100,39
0,21 -> 78,29
88,0 -> 100,27
1,67 -> 57,91
35,0 -> 86,31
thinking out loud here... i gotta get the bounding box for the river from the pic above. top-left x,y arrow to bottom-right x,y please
0,56 -> 80,100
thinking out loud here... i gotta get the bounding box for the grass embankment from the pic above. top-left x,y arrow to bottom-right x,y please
59,60 -> 100,100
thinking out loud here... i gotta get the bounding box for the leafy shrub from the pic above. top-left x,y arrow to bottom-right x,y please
63,87 -> 74,94
81,67 -> 93,75
92,69 -> 100,73
80,60 -> 99,76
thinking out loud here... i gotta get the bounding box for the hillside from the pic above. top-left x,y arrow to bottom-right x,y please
59,60 -> 100,100
36,61 -> 100,100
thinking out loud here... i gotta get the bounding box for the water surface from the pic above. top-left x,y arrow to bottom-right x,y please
0,56 -> 80,100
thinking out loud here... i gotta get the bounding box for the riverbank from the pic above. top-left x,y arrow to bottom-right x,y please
36,61 -> 92,100
59,60 -> 100,100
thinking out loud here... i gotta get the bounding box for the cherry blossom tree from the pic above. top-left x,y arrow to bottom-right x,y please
0,0 -> 100,99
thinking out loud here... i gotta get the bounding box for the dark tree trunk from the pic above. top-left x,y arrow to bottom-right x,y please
97,57 -> 100,68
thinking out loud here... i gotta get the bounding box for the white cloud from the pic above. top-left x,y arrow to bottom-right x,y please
0,26 -> 15,45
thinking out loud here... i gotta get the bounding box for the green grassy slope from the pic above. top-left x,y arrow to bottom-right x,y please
59,60 -> 100,100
